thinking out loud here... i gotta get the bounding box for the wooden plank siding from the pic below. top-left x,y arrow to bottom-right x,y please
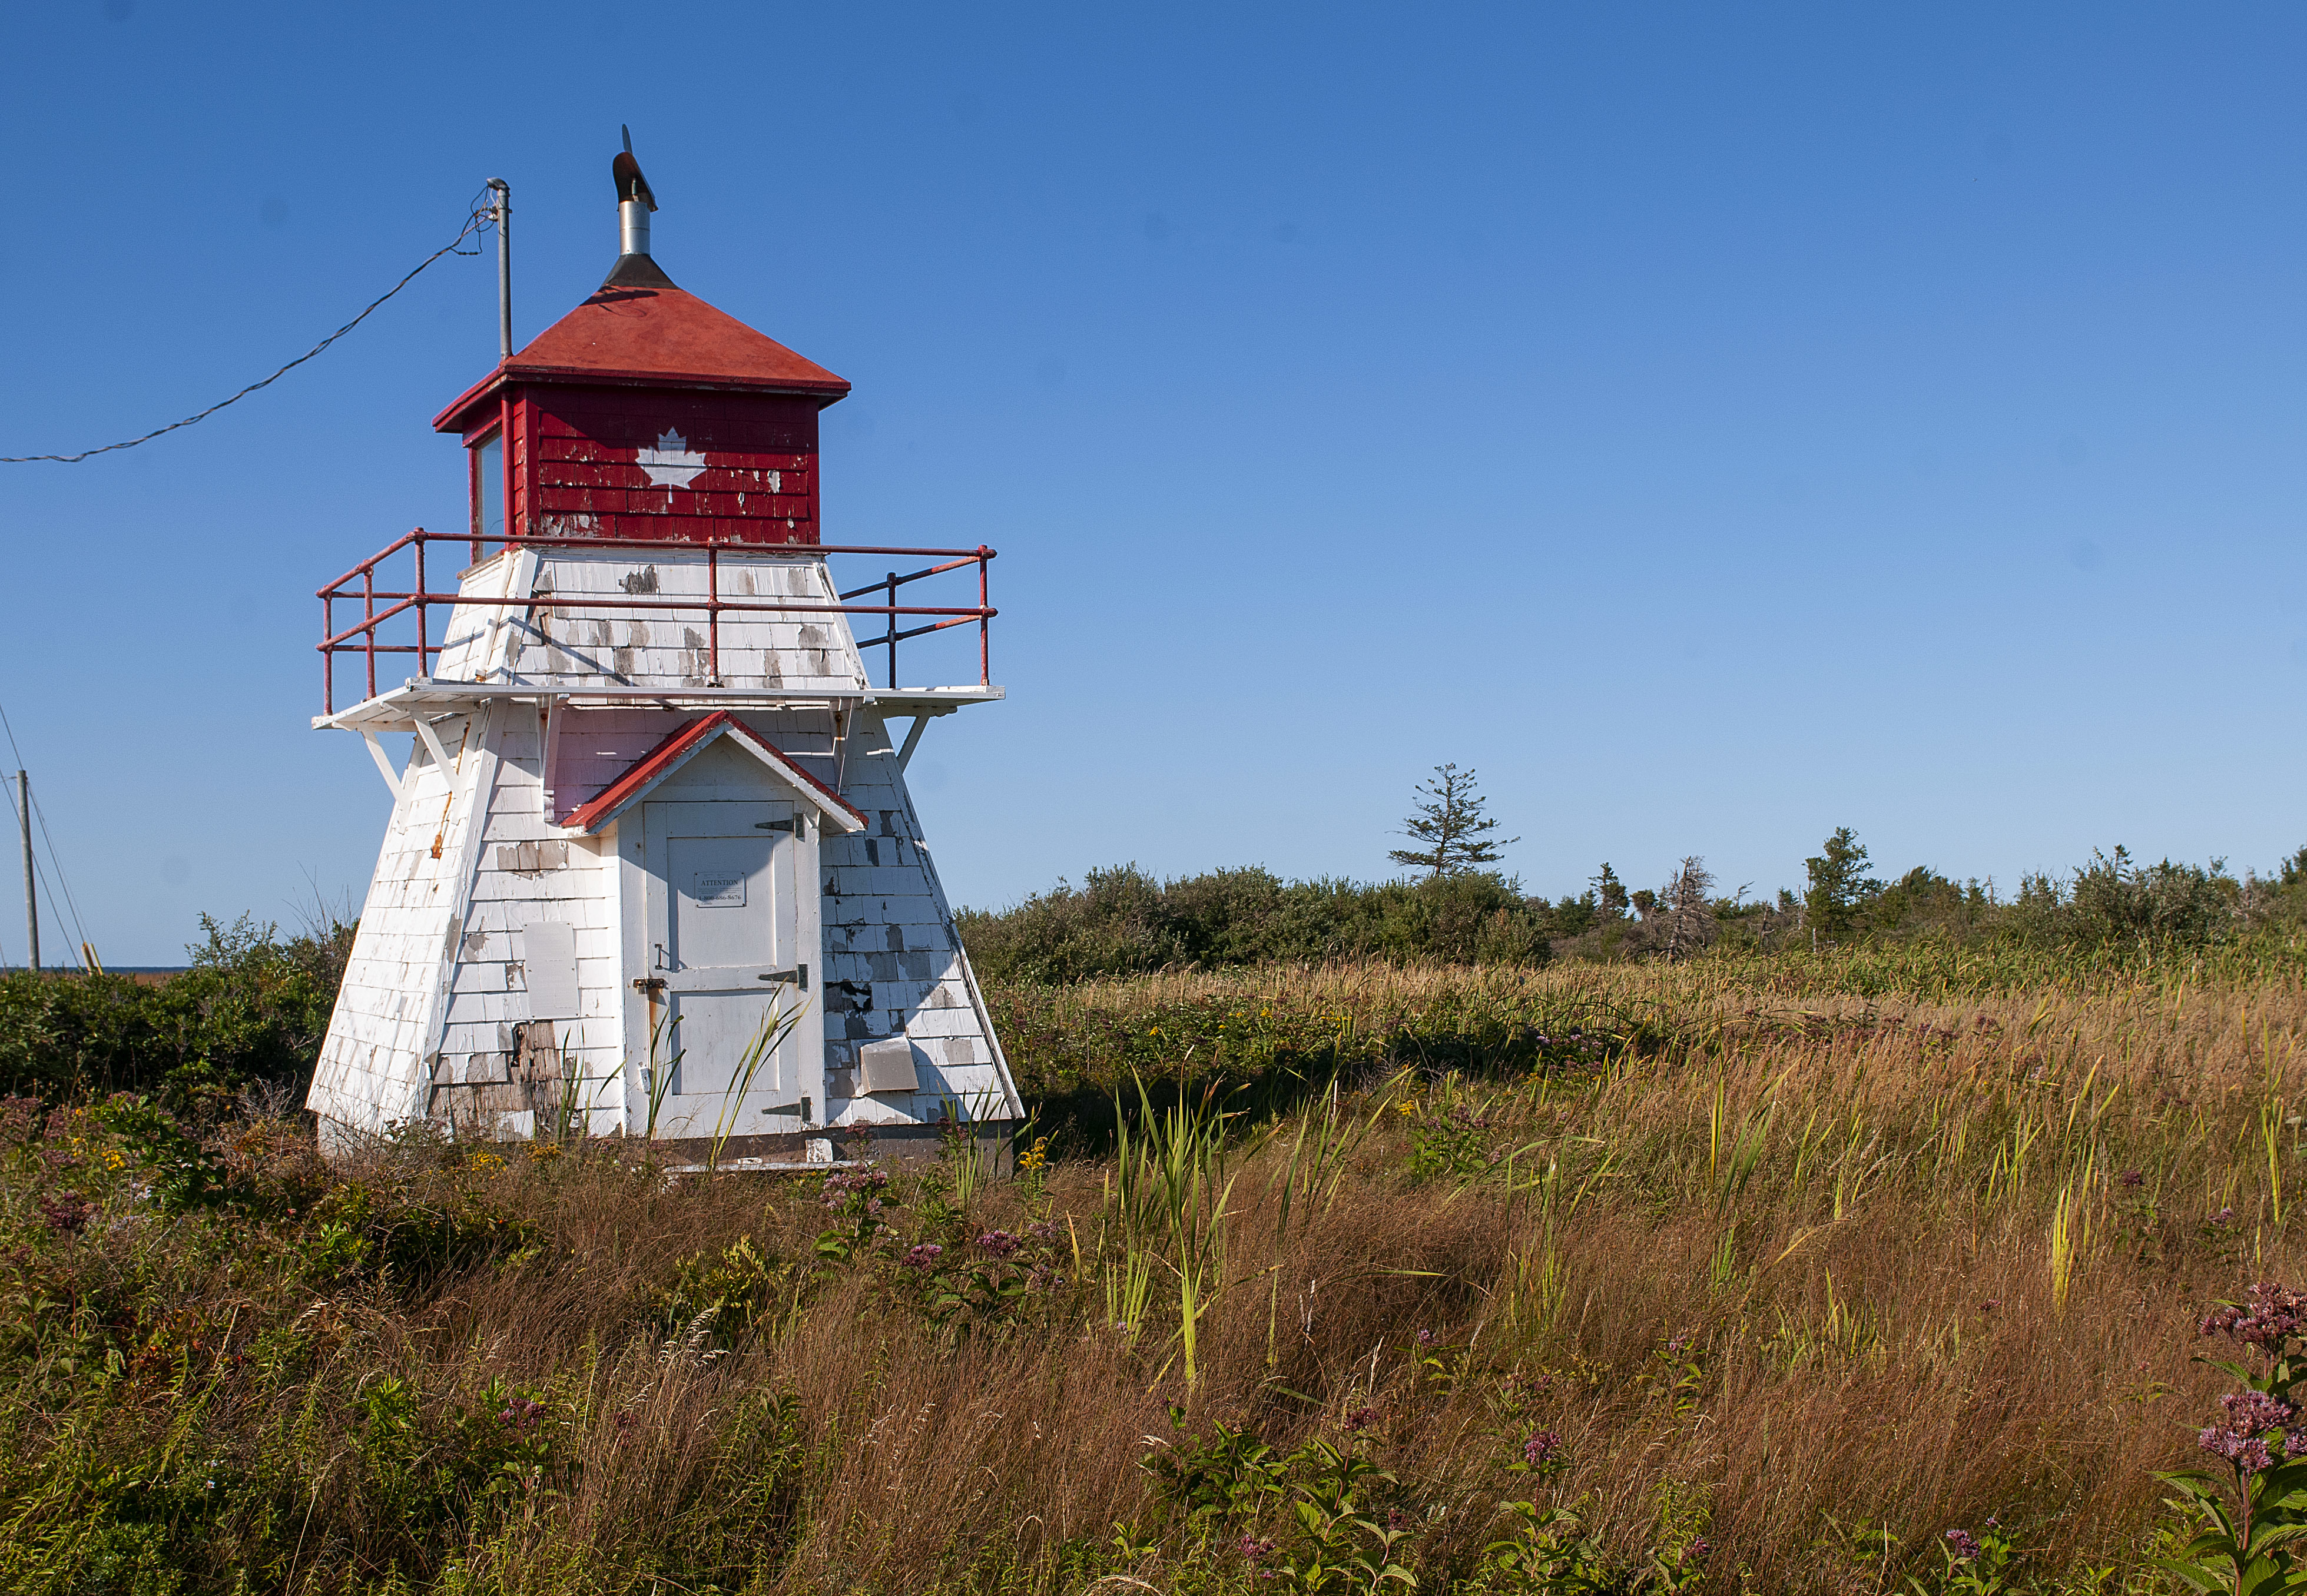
311,551 -> 1016,1147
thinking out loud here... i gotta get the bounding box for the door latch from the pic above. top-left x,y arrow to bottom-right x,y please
755,963 -> 809,991
631,976 -> 667,995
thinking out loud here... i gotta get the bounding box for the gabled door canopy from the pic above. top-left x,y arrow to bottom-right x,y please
561,711 -> 869,834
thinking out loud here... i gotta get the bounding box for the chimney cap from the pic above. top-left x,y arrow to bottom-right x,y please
614,125 -> 657,211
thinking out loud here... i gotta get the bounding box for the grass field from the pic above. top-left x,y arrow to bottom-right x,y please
5,949 -> 2305,1593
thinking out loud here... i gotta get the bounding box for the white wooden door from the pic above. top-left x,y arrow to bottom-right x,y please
642,799 -> 821,1140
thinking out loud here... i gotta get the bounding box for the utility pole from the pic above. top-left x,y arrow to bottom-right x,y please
16,771 -> 35,973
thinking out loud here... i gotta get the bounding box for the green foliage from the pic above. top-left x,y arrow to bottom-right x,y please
958,865 -> 1552,983
0,913 -> 351,1112
654,1233 -> 794,1346
1479,1499 -> 1615,1594
1136,1412 -> 1416,1594
1905,1520 -> 2020,1595
1404,1099 -> 1508,1188
89,1093 -> 239,1213
1805,827 -> 1882,944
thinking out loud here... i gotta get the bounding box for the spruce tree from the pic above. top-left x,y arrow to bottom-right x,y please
1803,826 -> 1881,944
1389,764 -> 1516,880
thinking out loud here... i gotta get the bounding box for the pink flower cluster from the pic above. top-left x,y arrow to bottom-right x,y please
2198,1388 -> 2305,1474
2202,1282 -> 2307,1353
36,1191 -> 94,1234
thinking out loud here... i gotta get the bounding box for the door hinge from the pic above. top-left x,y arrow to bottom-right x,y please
756,963 -> 809,991
754,819 -> 795,832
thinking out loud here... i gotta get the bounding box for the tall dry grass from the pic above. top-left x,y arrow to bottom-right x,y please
5,959 -> 2305,1592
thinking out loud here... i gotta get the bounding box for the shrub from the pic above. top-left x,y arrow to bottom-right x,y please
958,866 -> 1551,984
0,914 -> 350,1113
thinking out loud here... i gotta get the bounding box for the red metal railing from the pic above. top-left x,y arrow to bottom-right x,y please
318,530 -> 997,715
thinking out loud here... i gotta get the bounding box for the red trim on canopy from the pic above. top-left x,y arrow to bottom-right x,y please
559,711 -> 867,834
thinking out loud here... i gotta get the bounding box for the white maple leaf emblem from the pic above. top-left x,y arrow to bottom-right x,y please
637,427 -> 707,489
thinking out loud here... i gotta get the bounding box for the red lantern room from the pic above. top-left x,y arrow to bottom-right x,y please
432,152 -> 851,548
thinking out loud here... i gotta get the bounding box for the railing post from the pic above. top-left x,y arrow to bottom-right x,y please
708,543 -> 720,685
979,546 -> 990,686
322,594 -> 334,716
886,570 -> 899,690
363,565 -> 377,701
415,535 -> 429,679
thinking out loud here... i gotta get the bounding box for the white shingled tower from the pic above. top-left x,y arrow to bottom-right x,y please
304,145 -> 1017,1163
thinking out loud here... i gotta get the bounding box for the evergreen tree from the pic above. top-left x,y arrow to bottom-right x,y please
1591,863 -> 1630,918
1804,826 -> 1881,944
1389,764 -> 1516,880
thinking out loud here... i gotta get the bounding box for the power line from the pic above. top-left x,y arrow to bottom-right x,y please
0,698 -> 87,971
2,191 -> 495,464
28,791 -> 91,958
0,696 -> 88,954
0,772 -> 77,972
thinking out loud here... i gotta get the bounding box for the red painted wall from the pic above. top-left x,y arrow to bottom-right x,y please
477,384 -> 823,545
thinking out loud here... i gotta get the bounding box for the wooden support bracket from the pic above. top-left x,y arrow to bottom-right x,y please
413,716 -> 456,775
539,696 -> 564,820
896,714 -> 932,772
359,729 -> 405,800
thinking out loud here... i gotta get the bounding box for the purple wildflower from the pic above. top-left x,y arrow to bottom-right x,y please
2201,1283 -> 2307,1352
1415,1328 -> 1439,1349
1945,1529 -> 1981,1562
820,1166 -> 890,1207
36,1191 -> 94,1234
1236,1534 -> 1275,1562
1682,1538 -> 1713,1564
1523,1429 -> 1563,1467
2221,1389 -> 2296,1435
1344,1405 -> 1381,1430
496,1396 -> 545,1432
976,1229 -> 1020,1259
901,1243 -> 944,1271
1027,1219 -> 1059,1241
2201,1426 -> 2278,1474
2119,1170 -> 2144,1189
0,1096 -> 39,1148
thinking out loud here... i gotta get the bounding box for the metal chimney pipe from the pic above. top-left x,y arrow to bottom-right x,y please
619,197 -> 651,258
487,178 -> 512,359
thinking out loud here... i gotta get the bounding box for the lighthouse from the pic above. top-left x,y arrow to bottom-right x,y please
304,146 -> 1018,1164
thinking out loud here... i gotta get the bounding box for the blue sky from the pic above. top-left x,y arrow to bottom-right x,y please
2,3 -> 2301,963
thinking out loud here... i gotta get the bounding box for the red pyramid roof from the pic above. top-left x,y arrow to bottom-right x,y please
435,281 -> 850,434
